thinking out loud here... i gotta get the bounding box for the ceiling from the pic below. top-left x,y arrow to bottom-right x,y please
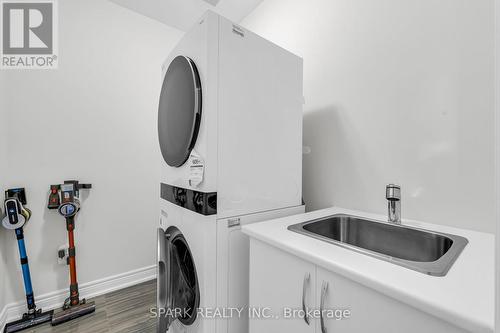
108,0 -> 265,31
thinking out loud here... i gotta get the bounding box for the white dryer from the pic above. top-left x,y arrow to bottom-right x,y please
157,11 -> 304,333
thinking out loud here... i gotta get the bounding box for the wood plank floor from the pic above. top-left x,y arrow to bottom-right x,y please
21,280 -> 157,333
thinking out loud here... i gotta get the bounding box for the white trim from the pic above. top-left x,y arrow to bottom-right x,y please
0,265 -> 156,331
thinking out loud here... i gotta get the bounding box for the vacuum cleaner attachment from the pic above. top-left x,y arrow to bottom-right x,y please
2,188 -> 53,333
51,300 -> 96,326
4,309 -> 54,333
48,181 -> 95,326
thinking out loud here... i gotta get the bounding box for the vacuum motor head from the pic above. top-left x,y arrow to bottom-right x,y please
2,197 -> 30,230
48,181 -> 91,218
58,201 -> 79,218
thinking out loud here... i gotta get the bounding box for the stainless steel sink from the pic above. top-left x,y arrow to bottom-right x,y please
288,214 -> 468,276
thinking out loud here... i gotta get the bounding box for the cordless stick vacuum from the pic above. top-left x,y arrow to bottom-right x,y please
47,181 -> 95,326
2,188 -> 53,333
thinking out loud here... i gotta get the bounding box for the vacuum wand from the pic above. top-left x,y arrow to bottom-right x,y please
66,215 -> 80,306
16,227 -> 36,312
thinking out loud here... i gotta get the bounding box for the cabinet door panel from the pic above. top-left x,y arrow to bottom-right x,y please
249,239 -> 316,333
316,267 -> 467,333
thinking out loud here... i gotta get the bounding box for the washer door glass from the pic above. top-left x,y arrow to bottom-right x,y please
157,228 -> 174,332
158,227 -> 200,331
158,56 -> 202,167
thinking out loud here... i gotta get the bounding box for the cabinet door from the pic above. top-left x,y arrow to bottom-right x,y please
316,267 -> 467,333
249,239 -> 316,333
216,207 -> 305,333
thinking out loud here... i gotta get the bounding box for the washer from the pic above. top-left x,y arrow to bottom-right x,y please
157,11 -> 304,333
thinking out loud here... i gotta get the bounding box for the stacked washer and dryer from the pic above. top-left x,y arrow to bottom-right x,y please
157,11 -> 304,333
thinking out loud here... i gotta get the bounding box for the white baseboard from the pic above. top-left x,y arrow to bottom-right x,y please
0,265 -> 156,331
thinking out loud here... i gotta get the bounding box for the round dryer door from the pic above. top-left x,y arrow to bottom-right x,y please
157,227 -> 200,332
158,56 -> 202,167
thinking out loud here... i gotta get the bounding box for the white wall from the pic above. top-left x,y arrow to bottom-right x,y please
0,72 -> 7,315
1,0 -> 182,305
0,241 -> 5,317
495,0 -> 500,329
0,235 -> 5,317
243,0 -> 496,233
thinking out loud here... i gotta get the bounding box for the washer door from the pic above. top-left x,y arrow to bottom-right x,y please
157,227 -> 200,332
157,228 -> 174,332
158,56 -> 202,167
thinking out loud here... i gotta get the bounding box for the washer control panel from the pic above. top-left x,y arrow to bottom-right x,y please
160,183 -> 216,216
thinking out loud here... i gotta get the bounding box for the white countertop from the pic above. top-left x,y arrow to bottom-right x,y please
242,207 -> 495,333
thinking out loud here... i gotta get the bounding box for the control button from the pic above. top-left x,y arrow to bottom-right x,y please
173,188 -> 187,207
193,192 -> 204,213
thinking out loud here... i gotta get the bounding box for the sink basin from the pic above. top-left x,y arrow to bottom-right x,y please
288,214 -> 468,276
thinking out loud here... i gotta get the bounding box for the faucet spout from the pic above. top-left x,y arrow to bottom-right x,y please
386,184 -> 401,224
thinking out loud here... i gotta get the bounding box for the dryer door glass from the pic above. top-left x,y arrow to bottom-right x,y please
158,56 -> 202,167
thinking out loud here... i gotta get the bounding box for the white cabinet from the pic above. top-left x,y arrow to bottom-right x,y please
216,206 -> 305,333
316,267 -> 467,333
249,239 -> 316,333
249,239 -> 468,333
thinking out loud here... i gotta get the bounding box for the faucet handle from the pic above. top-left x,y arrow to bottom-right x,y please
386,184 -> 401,201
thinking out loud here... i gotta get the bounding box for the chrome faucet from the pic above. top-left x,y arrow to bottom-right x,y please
386,184 -> 401,224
